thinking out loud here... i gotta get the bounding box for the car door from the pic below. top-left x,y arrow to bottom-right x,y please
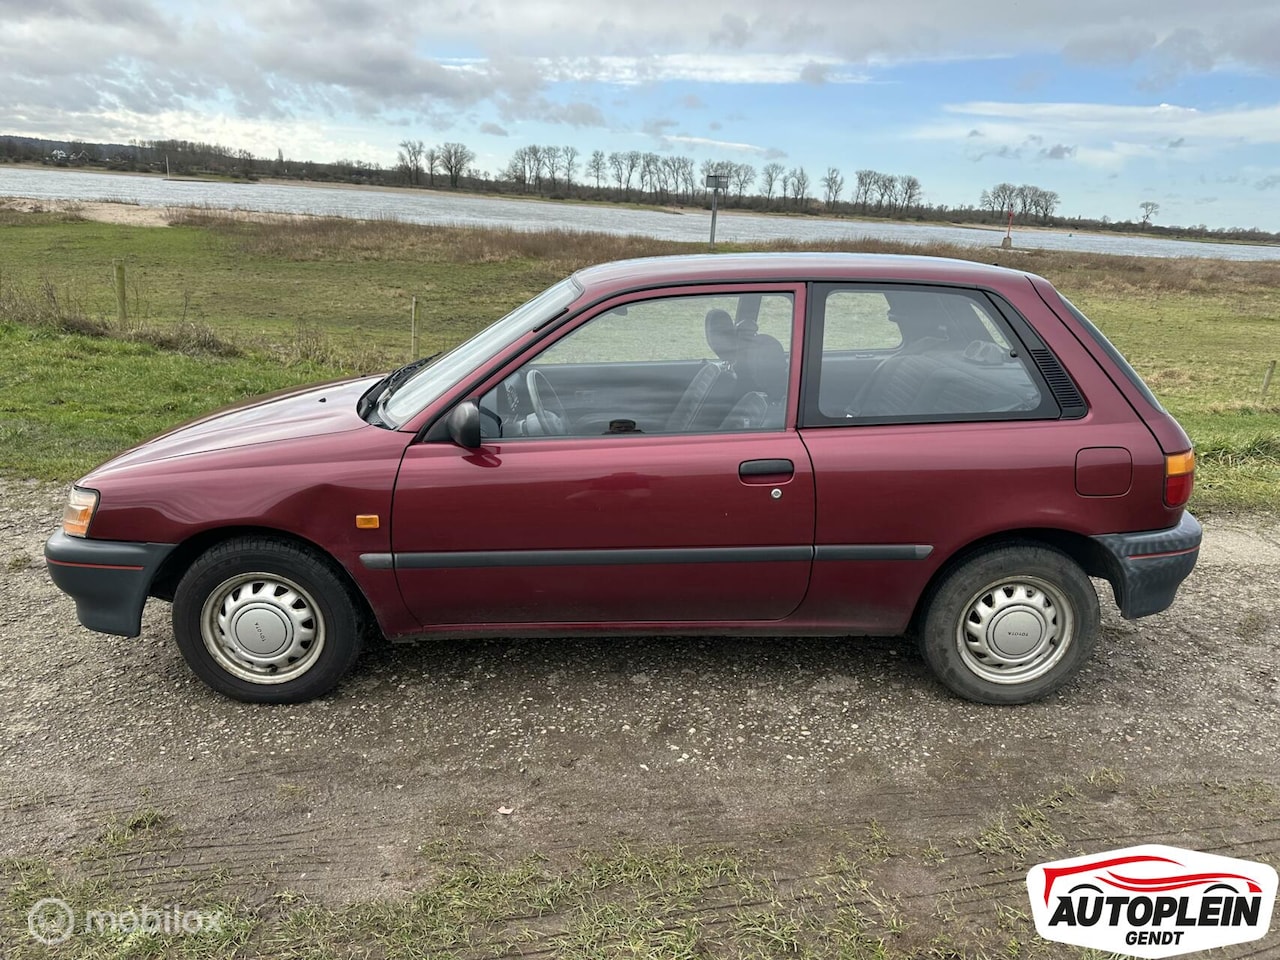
389,285 -> 815,627
796,283 -> 1100,634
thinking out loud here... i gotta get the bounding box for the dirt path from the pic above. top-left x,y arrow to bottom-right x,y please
1,480 -> 1277,954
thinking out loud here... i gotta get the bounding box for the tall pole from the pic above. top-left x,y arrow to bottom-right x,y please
410,296 -> 419,361
1001,205 -> 1015,249
709,186 -> 720,248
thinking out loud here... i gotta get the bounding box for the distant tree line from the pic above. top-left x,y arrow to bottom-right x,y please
0,135 -> 386,184
491,146 -> 931,221
979,182 -> 1060,224
3,134 -> 1277,244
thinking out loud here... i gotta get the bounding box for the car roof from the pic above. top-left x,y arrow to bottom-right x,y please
572,252 -> 1037,296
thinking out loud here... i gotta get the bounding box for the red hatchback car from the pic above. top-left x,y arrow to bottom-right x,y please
46,253 -> 1200,705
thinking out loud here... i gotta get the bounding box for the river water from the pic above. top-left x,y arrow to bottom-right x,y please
3,165 -> 1277,262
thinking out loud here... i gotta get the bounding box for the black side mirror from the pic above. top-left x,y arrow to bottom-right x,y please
446,400 -> 482,449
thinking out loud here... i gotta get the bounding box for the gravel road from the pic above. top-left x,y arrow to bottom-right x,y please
2,478 -> 1278,951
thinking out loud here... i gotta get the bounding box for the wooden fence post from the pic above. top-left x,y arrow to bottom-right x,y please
410,296 -> 419,360
113,259 -> 128,324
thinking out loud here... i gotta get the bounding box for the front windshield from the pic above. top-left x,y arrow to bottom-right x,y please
381,276 -> 582,425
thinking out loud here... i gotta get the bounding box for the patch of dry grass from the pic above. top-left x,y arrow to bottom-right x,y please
0,274 -> 242,358
163,208 -> 1280,300
165,208 -> 694,267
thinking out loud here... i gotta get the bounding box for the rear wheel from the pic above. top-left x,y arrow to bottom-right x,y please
919,544 -> 1099,704
173,537 -> 362,703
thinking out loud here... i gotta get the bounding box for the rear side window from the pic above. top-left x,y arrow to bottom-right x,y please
1057,296 -> 1166,413
822,291 -> 902,350
805,284 -> 1055,425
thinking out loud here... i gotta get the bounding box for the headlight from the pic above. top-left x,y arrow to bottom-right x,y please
62,486 -> 99,537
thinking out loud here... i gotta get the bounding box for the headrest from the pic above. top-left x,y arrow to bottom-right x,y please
705,309 -> 739,361
737,334 -> 788,400
962,340 -> 1011,366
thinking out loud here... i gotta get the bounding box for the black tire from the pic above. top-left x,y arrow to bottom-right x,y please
919,544 -> 1099,705
172,537 -> 363,703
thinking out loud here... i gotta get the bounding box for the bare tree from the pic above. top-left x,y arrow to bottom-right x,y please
640,152 -> 661,195
853,169 -> 876,212
438,142 -> 475,188
561,145 -> 579,191
789,167 -> 810,206
662,156 -> 683,201
424,147 -> 438,187
1015,184 -> 1036,218
608,152 -> 626,192
988,182 -> 1018,216
699,158 -> 733,191
502,147 -> 529,191
898,175 -> 921,214
397,138 -> 424,185
872,173 -> 897,213
530,146 -> 546,192
622,150 -> 642,197
821,167 -> 844,209
675,156 -> 696,202
731,163 -> 756,201
1139,200 -> 1159,226
761,162 -> 784,203
543,145 -> 562,190
587,149 -> 606,190
1035,189 -> 1060,222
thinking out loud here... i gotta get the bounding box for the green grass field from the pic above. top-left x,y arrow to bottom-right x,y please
1,207 -> 1277,509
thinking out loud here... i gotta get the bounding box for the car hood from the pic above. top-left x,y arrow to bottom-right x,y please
89,376 -> 383,472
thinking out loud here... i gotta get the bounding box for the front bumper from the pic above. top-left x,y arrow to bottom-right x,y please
44,532 -> 176,637
1092,512 -> 1203,619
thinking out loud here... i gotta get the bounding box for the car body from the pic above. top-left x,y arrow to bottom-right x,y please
45,253 -> 1202,704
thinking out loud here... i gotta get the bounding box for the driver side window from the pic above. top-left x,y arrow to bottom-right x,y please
479,292 -> 794,439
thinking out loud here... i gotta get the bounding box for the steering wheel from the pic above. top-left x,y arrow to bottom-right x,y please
525,369 -> 569,436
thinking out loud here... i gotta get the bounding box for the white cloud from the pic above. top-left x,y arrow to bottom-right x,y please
911,99 -> 1280,169
661,135 -> 776,154
9,105 -> 397,166
539,54 -> 873,85
2,0 -> 1277,146
946,100 -> 1280,143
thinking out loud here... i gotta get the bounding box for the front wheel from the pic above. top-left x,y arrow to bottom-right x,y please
173,537 -> 363,703
919,544 -> 1099,704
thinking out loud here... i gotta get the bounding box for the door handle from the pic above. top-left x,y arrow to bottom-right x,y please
739,458 -> 794,479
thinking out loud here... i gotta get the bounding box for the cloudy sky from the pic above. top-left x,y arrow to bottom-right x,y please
4,0 -> 1279,229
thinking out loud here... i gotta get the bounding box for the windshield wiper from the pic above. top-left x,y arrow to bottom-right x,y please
358,353 -> 441,421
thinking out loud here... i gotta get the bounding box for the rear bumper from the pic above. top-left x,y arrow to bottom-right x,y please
44,532 -> 176,637
1091,512 -> 1202,619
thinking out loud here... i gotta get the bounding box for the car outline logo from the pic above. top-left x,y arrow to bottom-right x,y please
1027,844 -> 1277,957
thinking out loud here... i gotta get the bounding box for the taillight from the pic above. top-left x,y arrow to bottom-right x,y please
1164,450 -> 1195,507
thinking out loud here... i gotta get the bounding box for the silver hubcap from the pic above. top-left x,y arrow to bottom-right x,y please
956,575 -> 1073,685
200,573 -> 325,684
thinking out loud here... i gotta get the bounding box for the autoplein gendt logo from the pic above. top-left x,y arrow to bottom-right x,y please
1027,844 -> 1278,958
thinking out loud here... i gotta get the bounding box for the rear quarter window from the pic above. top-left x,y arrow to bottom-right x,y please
1057,296 -> 1166,413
